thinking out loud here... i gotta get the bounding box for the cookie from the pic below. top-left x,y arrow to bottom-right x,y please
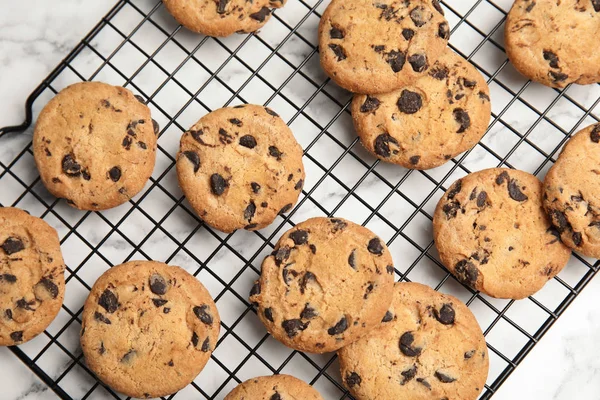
162,0 -> 287,37
319,0 -> 450,94
544,123 -> 600,258
338,282 -> 489,400
352,49 -> 491,170
0,207 -> 66,346
177,105 -> 305,233
80,261 -> 220,398
224,375 -> 324,400
249,217 -> 394,353
505,0 -> 600,88
433,168 -> 572,299
33,82 -> 158,210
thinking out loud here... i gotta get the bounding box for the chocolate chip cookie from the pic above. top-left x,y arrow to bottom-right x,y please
33,82 -> 158,210
544,123 -> 600,258
81,261 -> 220,398
0,207 -> 66,346
338,282 -> 489,400
433,168 -> 572,299
505,0 -> 600,88
162,0 -> 287,37
319,0 -> 450,94
224,375 -> 324,400
177,105 -> 304,233
249,217 -> 395,353
352,49 -> 491,169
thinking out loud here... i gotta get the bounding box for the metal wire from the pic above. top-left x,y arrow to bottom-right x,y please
1,0 -> 599,399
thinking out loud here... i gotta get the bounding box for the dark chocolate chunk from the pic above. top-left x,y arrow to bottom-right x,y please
593,0 -> 600,11
348,249 -> 357,269
432,0 -> 444,15
434,304 -> 455,325
443,201 -> 461,219
229,118 -> 243,127
508,179 -> 528,202
454,260 -> 479,287
435,371 -> 457,383
244,201 -> 256,221
549,209 -> 569,232
108,166 -> 121,182
382,311 -> 394,322
430,66 -> 449,80
99,342 -> 106,355
387,265 -> 395,274
153,120 -> 160,135
250,7 -> 271,22
5,309 -> 12,320
0,274 -> 17,283
251,182 -> 261,193
572,231 -> 583,246
360,96 -> 381,113
367,237 -> 384,255
479,91 -> 491,101
282,319 -> 308,337
402,28 -> 415,40
94,312 -> 111,324
438,21 -> 450,39
16,298 -> 35,311
279,203 -> 293,214
239,135 -> 257,149
417,378 -> 431,390
300,303 -> 318,319
309,244 -> 317,254
447,180 -> 462,200
149,273 -> 168,295
121,350 -> 136,363
10,331 -> 23,343
299,271 -> 316,294
268,146 -> 283,160
210,173 -> 228,195
273,246 -> 291,266
397,90 -> 423,114
400,365 -> 417,385
525,1 -> 536,12
289,230 -> 309,245
35,278 -> 59,299
464,349 -> 476,359
399,331 -> 422,357
550,71 -> 568,83
327,316 -> 348,335
135,95 -> 145,104
477,191 -> 487,208
329,44 -> 347,61
193,305 -> 213,325
201,337 -> 210,352
496,171 -> 510,185
591,125 -> 600,143
408,54 -> 427,72
250,280 -> 261,299
270,393 -> 281,400
373,133 -> 399,158
410,6 -> 427,27
386,50 -> 406,72
2,237 -> 24,255
192,332 -> 199,347
295,179 -> 303,190
122,136 -> 133,150
264,307 -> 274,322
410,155 -> 421,166
453,108 -> 471,133
82,170 -> 91,181
346,372 -> 362,388
152,299 -> 168,307
98,289 -> 118,313
183,151 -> 200,173
543,51 -> 559,69
62,154 -> 81,177
265,107 -> 279,117
330,26 -> 345,39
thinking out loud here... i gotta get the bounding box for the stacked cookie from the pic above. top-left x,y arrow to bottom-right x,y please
319,0 -> 492,170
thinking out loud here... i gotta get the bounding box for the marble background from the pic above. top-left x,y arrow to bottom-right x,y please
1,0 -> 600,399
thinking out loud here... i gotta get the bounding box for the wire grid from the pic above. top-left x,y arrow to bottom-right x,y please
1,0 -> 600,398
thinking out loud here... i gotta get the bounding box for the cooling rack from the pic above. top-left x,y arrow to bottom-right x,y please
1,0 -> 600,399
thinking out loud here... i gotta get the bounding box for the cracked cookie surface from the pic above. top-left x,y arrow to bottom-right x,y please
249,217 -> 394,353
0,207 -> 66,346
81,261 -> 220,398
319,0 -> 450,94
352,49 -> 491,169
162,0 -> 287,37
224,374 -> 324,400
433,168 -> 571,299
33,82 -> 158,210
177,105 -> 305,233
544,123 -> 600,258
505,0 -> 600,88
338,282 -> 488,400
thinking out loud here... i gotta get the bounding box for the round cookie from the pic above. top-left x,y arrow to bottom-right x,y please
433,168 -> 572,299
177,105 -> 305,233
81,261 -> 220,398
505,0 -> 600,88
224,375 -> 324,400
162,0 -> 287,37
338,282 -> 489,400
34,82 -> 158,210
319,0 -> 450,94
0,207 -> 66,346
249,217 -> 395,353
544,123 -> 600,258
352,49 -> 491,170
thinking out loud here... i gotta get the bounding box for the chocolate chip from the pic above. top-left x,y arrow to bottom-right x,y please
99,342 -> 106,355
194,305 -> 213,325
525,1 -> 536,12
135,95 -> 145,104
264,307 -> 274,322
273,246 -> 291,266
101,99 -> 111,108
299,271 -> 316,294
250,6 -> 271,22
408,54 -> 427,72
397,90 -> 423,114
400,365 -> 417,385
508,179 -> 528,202
261,202 -> 268,207
549,209 -> 569,232
282,319 -> 308,337
373,133 -> 399,158
98,289 -> 118,313
163,308 -> 170,314
496,171 -> 509,185
410,6 -> 427,27
251,182 -> 261,193
309,244 -> 317,254
400,332 -> 422,357
210,173 -> 228,195
149,273 -> 168,295
271,393 -> 281,400
265,107 -> 279,117
152,119 -> 160,135
328,316 -> 348,335
464,350 -> 476,359
300,304 -> 318,319
108,166 -> 121,182
387,265 -> 394,274
417,378 -> 431,390
279,203 -> 293,214
94,312 -> 111,324
435,371 -> 456,383
453,108 -> 471,133
250,281 -> 261,298
454,260 -> 479,287
430,66 -> 449,80
330,26 -> 345,39
346,372 -> 361,388
295,179 -> 303,190
268,146 -> 283,160
2,237 -> 24,255
0,274 -> 17,283
121,350 -> 136,363
543,50 -> 559,68
239,135 -> 257,149
201,337 -> 210,352
229,118 -> 243,127
217,0 -> 229,14
348,249 -> 357,269
447,180 -> 462,200
34,278 -> 59,300
443,201 -> 460,219
191,332 -> 199,347
10,331 -> 23,343
409,156 -> 421,166
402,28 -> 415,40
282,267 -> 298,285
432,0 -> 444,14
434,304 -> 455,325
244,201 -> 256,221
382,311 -> 394,322
289,230 -> 308,245
62,154 -> 81,177
152,299 -> 168,307
438,22 -> 450,39
367,238 -> 384,255
122,136 -> 133,150
386,50 -> 406,72
360,96 -> 381,113
183,151 -> 200,173
590,125 -> 600,143
550,70 -> 568,83
477,191 -> 487,208
573,231 -> 583,246
5,309 -> 12,320
593,0 -> 600,12
329,44 -> 347,61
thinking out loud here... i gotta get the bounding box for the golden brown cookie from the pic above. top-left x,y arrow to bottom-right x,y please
505,0 -> 600,88
0,207 -> 66,346
176,105 -> 305,233
162,0 -> 287,37
352,49 -> 491,170
249,217 -> 395,353
33,82 -> 158,210
433,168 -> 572,299
224,375 -> 324,400
544,123 -> 600,258
80,261 -> 220,398
338,282 -> 489,400
319,0 -> 450,94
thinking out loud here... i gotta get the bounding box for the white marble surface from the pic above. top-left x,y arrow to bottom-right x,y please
1,0 -> 600,399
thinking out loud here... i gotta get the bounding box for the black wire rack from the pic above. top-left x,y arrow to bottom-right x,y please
1,0 -> 600,399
